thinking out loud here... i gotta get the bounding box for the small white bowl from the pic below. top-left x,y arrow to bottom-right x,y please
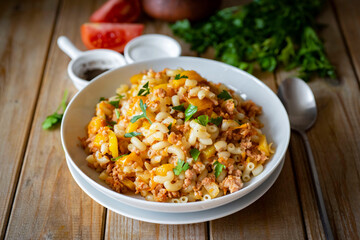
61,57 -> 290,213
57,36 -> 127,90
124,34 -> 181,64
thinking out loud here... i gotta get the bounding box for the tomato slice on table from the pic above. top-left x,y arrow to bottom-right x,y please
90,0 -> 141,23
81,23 -> 144,53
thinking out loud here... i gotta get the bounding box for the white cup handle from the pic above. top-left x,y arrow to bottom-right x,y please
57,36 -> 83,59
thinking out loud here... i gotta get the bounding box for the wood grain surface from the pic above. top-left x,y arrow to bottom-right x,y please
0,0 -> 360,239
0,0 -> 59,238
4,0 -> 105,239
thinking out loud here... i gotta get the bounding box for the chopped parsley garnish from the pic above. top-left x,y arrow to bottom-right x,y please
116,94 -> 125,100
108,121 -> 117,125
124,132 -> 142,138
213,161 -> 226,178
107,125 -> 113,129
111,154 -> 129,161
115,109 -> 120,119
184,104 -> 198,121
173,159 -> 190,175
109,100 -> 120,108
195,115 -> 209,126
167,123 -> 172,132
217,90 -> 232,100
130,99 -> 152,124
42,90 -> 68,130
210,116 -> 223,126
99,97 -> 106,102
174,74 -> 188,80
190,148 -> 201,161
137,81 -> 150,96
172,103 -> 185,112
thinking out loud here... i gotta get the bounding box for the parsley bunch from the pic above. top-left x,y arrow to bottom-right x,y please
171,0 -> 336,81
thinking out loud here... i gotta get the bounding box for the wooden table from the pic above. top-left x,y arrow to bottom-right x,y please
1,0 -> 359,239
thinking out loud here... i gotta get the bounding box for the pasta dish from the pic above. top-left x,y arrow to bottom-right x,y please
81,68 -> 274,202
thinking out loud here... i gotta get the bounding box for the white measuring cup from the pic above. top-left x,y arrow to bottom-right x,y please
57,36 -> 127,90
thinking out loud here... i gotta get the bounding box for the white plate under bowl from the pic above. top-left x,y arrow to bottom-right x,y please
66,155 -> 285,225
61,56 -> 290,213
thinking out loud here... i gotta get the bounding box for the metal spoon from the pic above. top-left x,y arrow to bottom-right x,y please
278,78 -> 334,240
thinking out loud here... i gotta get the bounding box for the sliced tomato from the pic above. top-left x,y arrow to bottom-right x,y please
90,0 -> 141,23
81,23 -> 144,52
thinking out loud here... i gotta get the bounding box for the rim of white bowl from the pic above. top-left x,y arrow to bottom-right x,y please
61,56 -> 290,211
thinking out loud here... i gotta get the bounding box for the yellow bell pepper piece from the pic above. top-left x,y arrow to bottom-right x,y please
88,117 -> 106,135
171,78 -> 186,88
153,83 -> 168,90
108,130 -> 119,158
258,134 -> 270,156
186,97 -> 213,111
126,121 -> 141,133
130,73 -> 144,84
156,164 -> 174,176
180,70 -> 204,81
202,145 -> 216,160
117,152 -> 143,167
93,132 -> 107,148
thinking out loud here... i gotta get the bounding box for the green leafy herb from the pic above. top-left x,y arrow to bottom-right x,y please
107,125 -> 114,129
99,97 -> 106,102
130,100 -> 152,124
42,90 -> 68,130
217,90 -> 232,100
185,104 -> 198,121
116,94 -> 125,100
173,159 -> 190,175
124,132 -> 142,138
210,116 -> 223,126
195,115 -> 209,126
167,123 -> 172,132
174,74 -> 188,80
108,121 -> 117,125
137,81 -> 150,96
190,148 -> 201,161
115,109 -> 120,119
172,104 -> 185,112
111,154 -> 129,161
171,0 -> 336,80
109,100 -> 119,108
213,161 -> 225,178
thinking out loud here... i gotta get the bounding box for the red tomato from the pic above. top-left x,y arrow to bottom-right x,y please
81,23 -> 144,53
90,0 -> 141,23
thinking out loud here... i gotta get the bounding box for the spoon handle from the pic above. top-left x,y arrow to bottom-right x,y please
299,131 -> 334,240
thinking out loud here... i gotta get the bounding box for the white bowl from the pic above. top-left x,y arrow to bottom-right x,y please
61,57 -> 290,213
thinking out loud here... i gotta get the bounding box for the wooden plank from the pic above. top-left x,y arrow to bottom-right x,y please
275,3 -> 360,239
105,211 -> 207,240
4,0 -> 105,238
331,0 -> 360,81
0,0 -> 59,237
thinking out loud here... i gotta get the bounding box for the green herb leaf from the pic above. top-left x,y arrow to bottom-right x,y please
172,104 -> 185,112
109,100 -> 119,108
130,100 -> 152,124
108,121 -> 117,125
99,97 -> 106,102
174,74 -> 188,80
116,94 -> 125,100
173,159 -> 190,175
195,115 -> 209,126
210,116 -> 223,126
190,148 -> 201,161
124,132 -> 142,138
42,90 -> 68,130
111,154 -> 129,161
214,161 -> 225,178
168,123 -> 172,132
115,109 -> 120,119
185,104 -> 198,121
217,90 -> 232,100
137,81 -> 150,96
